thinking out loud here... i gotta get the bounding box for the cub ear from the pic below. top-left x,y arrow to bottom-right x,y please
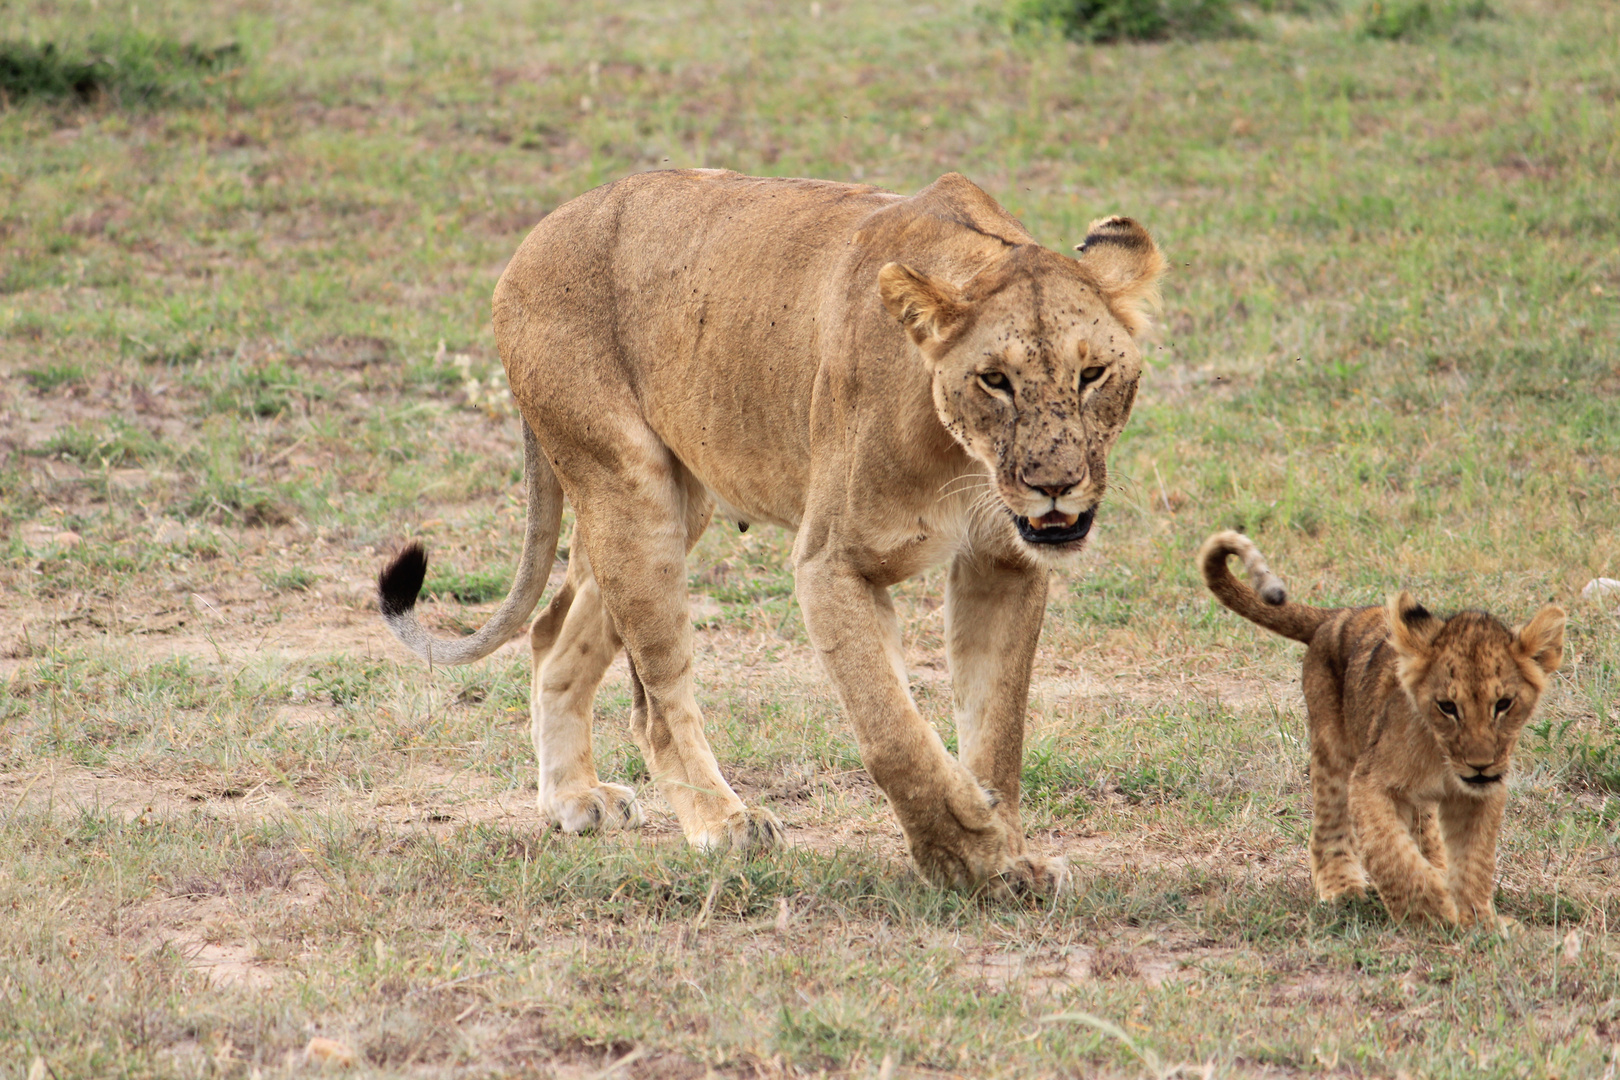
1075,216 -> 1167,339
1514,604 -> 1565,675
1385,591 -> 1442,657
879,262 -> 967,348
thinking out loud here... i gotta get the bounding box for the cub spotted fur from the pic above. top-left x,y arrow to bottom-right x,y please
1199,530 -> 1565,926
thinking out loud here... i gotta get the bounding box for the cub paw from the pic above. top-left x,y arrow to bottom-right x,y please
545,783 -> 644,834
992,854 -> 1070,898
1381,889 -> 1460,925
1315,879 -> 1368,904
1312,863 -> 1368,904
695,806 -> 786,854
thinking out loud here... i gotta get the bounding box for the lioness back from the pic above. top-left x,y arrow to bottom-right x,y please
494,169 -> 1039,533
1201,530 -> 1565,926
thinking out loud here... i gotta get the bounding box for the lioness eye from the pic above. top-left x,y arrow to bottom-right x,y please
1436,700 -> 1459,718
1495,697 -> 1513,715
978,371 -> 1010,393
1078,365 -> 1106,387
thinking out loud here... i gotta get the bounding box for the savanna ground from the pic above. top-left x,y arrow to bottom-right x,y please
2,0 -> 1619,1076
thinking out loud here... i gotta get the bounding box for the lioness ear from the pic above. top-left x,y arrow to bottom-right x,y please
1075,216 -> 1166,339
1515,604 -> 1565,675
879,262 -> 967,347
1386,591 -> 1442,658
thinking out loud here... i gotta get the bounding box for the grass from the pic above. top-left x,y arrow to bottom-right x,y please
1004,0 -> 1252,43
425,564 -> 512,605
0,31 -> 242,106
1360,0 -> 1495,39
1,0 -> 1618,1076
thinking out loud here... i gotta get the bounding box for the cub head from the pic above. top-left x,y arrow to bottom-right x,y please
878,217 -> 1165,557
1385,592 -> 1566,792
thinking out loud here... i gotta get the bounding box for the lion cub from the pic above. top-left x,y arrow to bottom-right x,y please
1199,530 -> 1565,927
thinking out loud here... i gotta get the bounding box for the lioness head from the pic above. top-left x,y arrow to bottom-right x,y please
879,216 -> 1166,556
1386,593 -> 1566,791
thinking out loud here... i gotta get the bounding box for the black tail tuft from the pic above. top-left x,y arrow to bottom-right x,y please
378,542 -> 428,619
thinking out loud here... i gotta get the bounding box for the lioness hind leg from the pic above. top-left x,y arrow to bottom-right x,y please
579,456 -> 783,854
530,539 -> 642,834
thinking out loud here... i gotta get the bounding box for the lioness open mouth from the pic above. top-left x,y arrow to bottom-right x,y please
1014,506 -> 1096,546
1458,773 -> 1501,786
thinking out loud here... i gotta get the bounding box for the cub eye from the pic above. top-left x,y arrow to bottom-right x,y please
978,371 -> 1010,394
1078,365 -> 1106,387
1436,700 -> 1459,719
1494,697 -> 1513,716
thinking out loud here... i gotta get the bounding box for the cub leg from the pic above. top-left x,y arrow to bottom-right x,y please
945,551 -> 1065,890
577,456 -> 782,854
1302,651 -> 1366,902
1349,769 -> 1458,923
1415,805 -> 1447,875
1440,789 -> 1507,927
529,534 -> 642,834
795,548 -> 1030,891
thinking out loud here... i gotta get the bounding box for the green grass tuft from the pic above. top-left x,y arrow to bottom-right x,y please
1360,0 -> 1492,39
425,566 -> 510,604
261,566 -> 317,593
27,419 -> 159,467
20,364 -> 85,391
0,32 -> 242,106
1005,0 -> 1250,42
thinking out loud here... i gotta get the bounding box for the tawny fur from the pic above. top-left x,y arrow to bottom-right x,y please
1200,530 -> 1565,927
377,170 -> 1165,891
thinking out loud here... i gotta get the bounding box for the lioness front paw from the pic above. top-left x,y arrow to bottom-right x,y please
545,782 -> 644,834
695,806 -> 786,854
906,818 -> 1014,890
992,854 -> 1070,898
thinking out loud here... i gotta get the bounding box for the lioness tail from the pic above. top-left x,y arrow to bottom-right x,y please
377,421 -> 563,665
1198,530 -> 1333,645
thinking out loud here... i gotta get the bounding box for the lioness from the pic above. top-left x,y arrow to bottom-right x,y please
379,170 -> 1165,890
1200,530 -> 1565,925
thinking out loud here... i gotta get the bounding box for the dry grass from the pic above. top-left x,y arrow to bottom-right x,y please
2,0 -> 1619,1076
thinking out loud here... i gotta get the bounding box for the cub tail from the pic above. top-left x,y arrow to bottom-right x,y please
377,420 -> 563,666
1198,530 -> 1333,645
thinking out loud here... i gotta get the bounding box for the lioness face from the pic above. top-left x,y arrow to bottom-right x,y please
879,221 -> 1165,558
930,276 -> 1141,554
1388,598 -> 1566,793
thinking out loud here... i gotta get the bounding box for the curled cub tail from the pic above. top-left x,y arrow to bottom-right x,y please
377,421 -> 564,666
1198,530 -> 1333,645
